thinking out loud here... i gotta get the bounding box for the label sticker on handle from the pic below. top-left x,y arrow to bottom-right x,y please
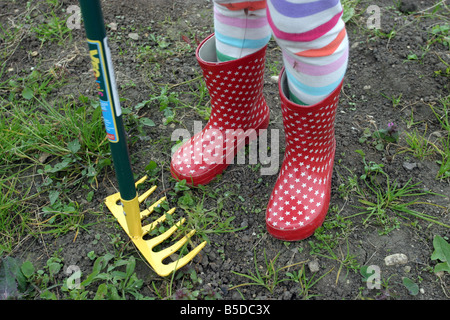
87,38 -> 121,143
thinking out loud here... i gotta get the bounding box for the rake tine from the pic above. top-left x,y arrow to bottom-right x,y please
141,207 -> 176,235
148,227 -> 207,275
137,185 -> 157,204
153,229 -> 197,261
140,196 -> 167,220
157,239 -> 207,275
134,175 -> 149,188
147,218 -> 187,248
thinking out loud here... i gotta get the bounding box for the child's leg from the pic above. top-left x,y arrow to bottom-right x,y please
213,0 -> 272,61
267,0 -> 349,105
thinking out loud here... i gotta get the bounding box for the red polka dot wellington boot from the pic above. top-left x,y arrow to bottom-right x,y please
266,68 -> 343,241
171,34 -> 270,185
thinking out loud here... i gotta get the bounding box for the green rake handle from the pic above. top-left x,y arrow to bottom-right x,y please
79,0 -> 136,201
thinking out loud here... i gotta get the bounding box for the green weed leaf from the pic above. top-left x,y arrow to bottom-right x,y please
359,265 -> 372,282
402,277 -> 419,295
140,118 -> 155,127
125,257 -> 136,279
49,190 -> 60,205
21,261 -> 35,279
178,192 -> 195,208
145,160 -> 157,171
94,283 -> 108,300
22,87 -> 34,100
355,149 -> 365,157
0,258 -> 19,299
431,235 -> 450,273
174,180 -> 190,192
134,99 -> 151,110
46,257 -> 62,276
145,160 -> 159,176
46,158 -> 71,173
67,139 -> 81,153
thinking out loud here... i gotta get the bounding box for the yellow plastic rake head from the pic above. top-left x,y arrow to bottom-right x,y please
105,176 -> 206,277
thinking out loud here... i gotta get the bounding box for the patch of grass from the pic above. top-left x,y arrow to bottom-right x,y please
172,184 -> 247,244
2,67 -> 65,101
396,95 -> 450,179
230,248 -> 306,294
310,214 -> 355,254
184,79 -> 211,120
0,90 -> 110,251
381,92 -> 403,108
1,96 -> 109,180
373,27 -> 397,41
402,125 -> 436,160
0,172 -> 41,254
32,8 -> 73,46
341,0 -> 362,24
429,95 -> 450,179
313,237 -> 360,285
436,137 -> 450,180
345,150 -> 449,234
428,23 -> 449,50
286,264 -> 334,300
310,209 -> 359,284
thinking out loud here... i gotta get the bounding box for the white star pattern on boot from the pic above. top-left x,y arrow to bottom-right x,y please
171,35 -> 270,185
266,68 -> 343,241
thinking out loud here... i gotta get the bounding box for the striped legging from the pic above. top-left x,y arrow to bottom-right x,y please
213,0 -> 349,105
